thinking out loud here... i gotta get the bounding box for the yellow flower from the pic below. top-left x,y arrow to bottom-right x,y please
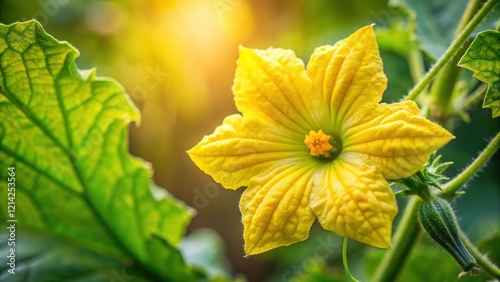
188,25 -> 454,255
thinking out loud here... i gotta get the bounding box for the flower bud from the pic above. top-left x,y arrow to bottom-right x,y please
418,197 -> 476,271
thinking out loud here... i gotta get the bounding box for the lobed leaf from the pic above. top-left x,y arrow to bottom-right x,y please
0,20 -> 196,281
458,30 -> 500,118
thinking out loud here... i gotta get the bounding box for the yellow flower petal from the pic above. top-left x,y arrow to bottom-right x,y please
306,25 -> 387,129
233,46 -> 324,133
310,157 -> 397,249
343,101 -> 455,179
240,162 -> 316,255
188,114 -> 307,189
190,25 -> 457,255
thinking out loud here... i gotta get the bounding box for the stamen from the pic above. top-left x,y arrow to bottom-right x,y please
304,130 -> 336,158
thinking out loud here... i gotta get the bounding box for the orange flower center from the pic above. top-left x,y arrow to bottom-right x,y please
304,130 -> 336,158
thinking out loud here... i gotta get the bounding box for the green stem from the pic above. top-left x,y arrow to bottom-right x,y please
404,0 -> 499,101
440,130 -> 500,199
459,230 -> 500,278
456,0 -> 485,37
429,51 -> 467,114
370,3 -> 499,281
430,0 -> 482,114
408,46 -> 425,84
372,197 -> 422,282
343,237 -> 361,282
371,126 -> 499,282
462,83 -> 487,111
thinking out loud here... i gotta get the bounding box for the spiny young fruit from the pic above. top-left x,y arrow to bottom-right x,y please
418,197 -> 476,271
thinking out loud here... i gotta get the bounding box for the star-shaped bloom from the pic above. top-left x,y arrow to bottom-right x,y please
188,25 -> 454,255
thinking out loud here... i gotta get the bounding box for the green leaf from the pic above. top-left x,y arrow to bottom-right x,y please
375,15 -> 414,57
0,231 -> 150,282
285,259 -> 346,282
458,30 -> 500,118
179,228 -> 234,279
478,232 -> 500,265
389,0 -> 500,60
0,20 -> 196,281
390,0 -> 468,59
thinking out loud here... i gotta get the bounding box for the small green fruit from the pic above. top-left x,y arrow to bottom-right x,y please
418,197 -> 476,271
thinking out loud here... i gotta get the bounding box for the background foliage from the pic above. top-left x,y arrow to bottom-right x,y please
0,0 -> 498,281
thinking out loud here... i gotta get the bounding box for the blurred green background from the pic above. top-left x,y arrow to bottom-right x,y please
1,0 -> 498,281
